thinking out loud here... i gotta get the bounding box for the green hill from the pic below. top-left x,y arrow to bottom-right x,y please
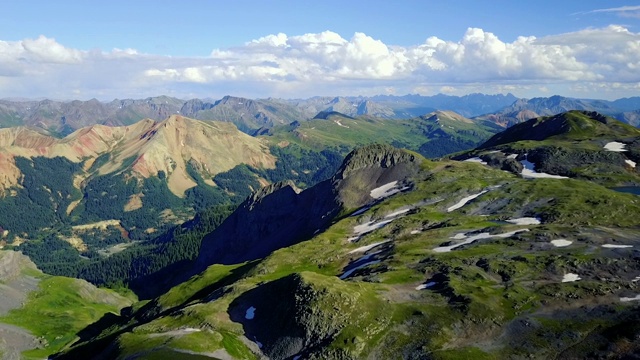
458,111 -> 640,186
54,144 -> 640,359
263,110 -> 499,159
0,251 -> 133,358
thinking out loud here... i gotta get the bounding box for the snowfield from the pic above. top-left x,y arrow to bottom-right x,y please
620,294 -> 640,302
506,217 -> 541,225
447,190 -> 488,212
370,181 -> 409,199
463,157 -> 488,165
348,240 -> 391,254
550,239 -> 572,247
521,160 -> 569,179
433,229 -> 529,253
562,273 -> 581,282
604,141 -> 627,152
415,282 -> 437,290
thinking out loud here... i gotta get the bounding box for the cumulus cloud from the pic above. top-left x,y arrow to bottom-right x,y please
0,35 -> 82,76
0,27 -> 639,99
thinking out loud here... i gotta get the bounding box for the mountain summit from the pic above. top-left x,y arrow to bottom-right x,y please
196,144 -> 420,269
479,110 -> 640,148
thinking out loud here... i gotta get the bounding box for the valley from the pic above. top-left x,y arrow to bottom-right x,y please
0,95 -> 639,358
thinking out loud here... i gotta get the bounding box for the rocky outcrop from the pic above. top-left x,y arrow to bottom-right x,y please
196,144 -> 422,269
335,143 -> 416,179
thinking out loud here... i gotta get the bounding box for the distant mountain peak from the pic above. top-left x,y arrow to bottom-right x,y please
479,110 -> 640,149
312,111 -> 354,120
335,143 -> 417,179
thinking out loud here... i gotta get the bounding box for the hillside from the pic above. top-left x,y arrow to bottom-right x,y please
458,111 -> 640,186
473,95 -> 640,128
53,141 -> 640,359
0,116 -> 280,282
0,250 -> 133,358
0,115 -> 275,196
262,110 -> 499,159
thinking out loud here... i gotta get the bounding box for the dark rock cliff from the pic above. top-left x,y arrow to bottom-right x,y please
195,144 -> 421,270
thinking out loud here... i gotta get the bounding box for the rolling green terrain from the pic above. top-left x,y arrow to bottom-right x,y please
0,251 -> 133,359
261,110 -> 500,159
54,139 -> 640,359
456,111 -> 640,187
3,111 -> 640,359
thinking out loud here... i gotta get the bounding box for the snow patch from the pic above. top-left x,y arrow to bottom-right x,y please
433,229 -> 529,252
506,217 -> 541,225
562,273 -> 581,282
451,233 -> 467,240
625,159 -> 637,168
349,207 -> 412,242
604,141 -> 627,152
521,160 -> 569,179
620,294 -> 640,302
348,240 -> 391,254
551,239 -> 572,247
416,282 -> 437,290
245,306 -> 256,320
447,190 -> 488,212
339,259 -> 380,280
353,219 -> 394,237
632,276 -> 640,282
463,157 -> 488,165
334,119 -> 349,128
507,154 -> 518,159
385,208 -> 411,218
410,230 -> 421,235
602,244 -> 633,249
350,206 -> 370,217
370,181 -> 398,199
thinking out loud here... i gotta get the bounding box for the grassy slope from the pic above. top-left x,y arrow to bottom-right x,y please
0,272 -> 134,358
262,113 -> 497,157
61,157 -> 640,359
462,111 -> 640,186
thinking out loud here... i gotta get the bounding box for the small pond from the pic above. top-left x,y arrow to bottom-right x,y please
611,186 -> 640,195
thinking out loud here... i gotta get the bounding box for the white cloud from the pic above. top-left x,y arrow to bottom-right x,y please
21,35 -> 83,64
582,5 -> 640,19
0,27 -> 639,100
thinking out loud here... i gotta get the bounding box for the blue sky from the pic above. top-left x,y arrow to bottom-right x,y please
1,1 -> 639,100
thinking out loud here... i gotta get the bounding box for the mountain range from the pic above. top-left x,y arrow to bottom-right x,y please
55,113 -> 640,359
1,108 -> 640,358
4,93 -> 639,136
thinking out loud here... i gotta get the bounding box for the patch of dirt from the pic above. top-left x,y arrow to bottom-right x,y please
72,220 -> 121,231
59,235 -> 88,252
0,251 -> 42,358
124,193 -> 143,212
65,199 -> 81,215
0,323 -> 42,360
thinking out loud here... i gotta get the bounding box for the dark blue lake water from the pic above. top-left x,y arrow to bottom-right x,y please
611,186 -> 640,195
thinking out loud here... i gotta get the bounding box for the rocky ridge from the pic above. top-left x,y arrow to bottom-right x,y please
0,115 -> 275,196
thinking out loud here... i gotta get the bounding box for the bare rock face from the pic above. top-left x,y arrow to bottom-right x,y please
0,115 -> 276,196
335,143 -> 416,179
196,144 -> 421,269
